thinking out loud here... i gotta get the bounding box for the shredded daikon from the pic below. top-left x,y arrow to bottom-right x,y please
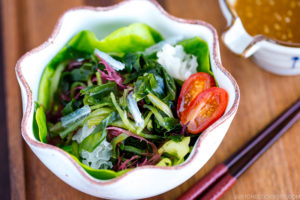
81,139 -> 113,169
61,105 -> 91,128
94,49 -> 125,71
127,92 -> 144,127
72,123 -> 95,143
157,44 -> 198,81
72,124 -> 113,169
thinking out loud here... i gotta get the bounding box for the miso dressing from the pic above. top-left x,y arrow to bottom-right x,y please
234,0 -> 300,43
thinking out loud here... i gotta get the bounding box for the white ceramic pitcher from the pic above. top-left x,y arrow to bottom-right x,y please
219,0 -> 300,76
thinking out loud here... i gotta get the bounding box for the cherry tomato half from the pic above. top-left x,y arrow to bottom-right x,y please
177,72 -> 216,118
180,87 -> 228,134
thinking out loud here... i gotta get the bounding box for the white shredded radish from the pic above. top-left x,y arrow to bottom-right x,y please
127,92 -> 144,127
72,123 -> 95,143
144,36 -> 184,56
94,49 -> 125,71
157,44 -> 198,81
61,105 -> 91,128
81,139 -> 113,169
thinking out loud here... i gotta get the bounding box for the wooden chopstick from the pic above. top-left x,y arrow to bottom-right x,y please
200,110 -> 300,200
178,99 -> 300,200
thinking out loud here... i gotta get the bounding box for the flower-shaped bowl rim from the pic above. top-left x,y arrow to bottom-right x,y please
16,0 -> 240,185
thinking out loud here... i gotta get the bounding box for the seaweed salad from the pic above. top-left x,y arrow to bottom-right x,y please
34,23 -> 228,180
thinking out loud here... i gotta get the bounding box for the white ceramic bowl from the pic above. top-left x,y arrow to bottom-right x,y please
16,0 -> 240,199
219,0 -> 300,76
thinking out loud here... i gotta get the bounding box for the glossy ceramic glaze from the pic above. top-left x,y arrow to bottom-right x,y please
219,0 -> 300,76
16,0 -> 240,199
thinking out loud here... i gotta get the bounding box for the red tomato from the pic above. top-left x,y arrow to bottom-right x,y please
180,87 -> 228,134
177,72 -> 216,118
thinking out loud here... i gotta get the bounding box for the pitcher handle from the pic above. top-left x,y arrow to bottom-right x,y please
222,18 -> 260,58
